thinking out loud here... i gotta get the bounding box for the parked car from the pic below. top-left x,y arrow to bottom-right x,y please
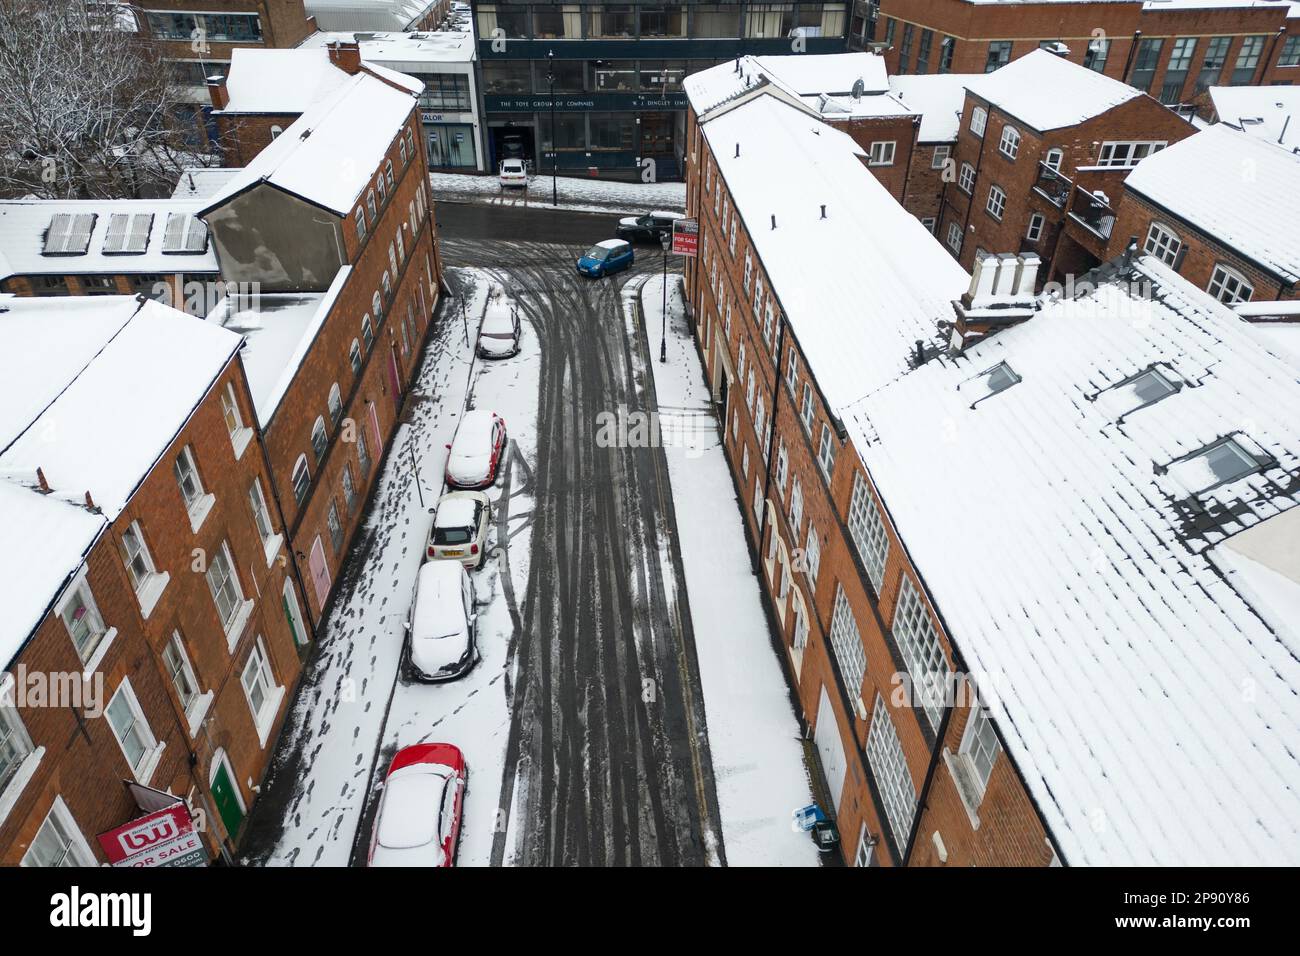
404,560 -> 477,682
367,743 -> 466,867
445,409 -> 507,489
477,301 -> 521,359
427,491 -> 491,569
498,158 -> 527,189
577,239 -> 634,278
616,210 -> 683,244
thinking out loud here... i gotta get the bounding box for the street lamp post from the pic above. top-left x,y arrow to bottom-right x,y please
660,234 -> 670,363
547,49 -> 558,207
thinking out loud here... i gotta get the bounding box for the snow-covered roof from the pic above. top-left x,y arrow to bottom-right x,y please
1208,85 -> 1300,151
206,266 -> 352,424
1123,124 -> 1300,284
171,167 -> 241,200
700,93 -> 969,413
0,199 -> 218,280
889,74 -> 981,143
964,49 -> 1141,131
201,69 -> 418,218
305,0 -> 438,31
0,297 -> 243,521
684,53 -> 889,119
843,256 -> 1300,865
218,48 -> 351,114
0,481 -> 106,672
300,29 -> 477,65
435,495 -> 478,528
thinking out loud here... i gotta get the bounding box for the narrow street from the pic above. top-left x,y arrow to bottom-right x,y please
242,202 -> 729,866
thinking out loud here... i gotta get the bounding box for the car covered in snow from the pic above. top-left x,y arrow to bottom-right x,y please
404,560 -> 477,682
616,210 -> 683,244
426,490 -> 491,569
445,409 -> 507,489
577,239 -> 634,278
477,300 -> 521,359
368,743 -> 466,867
498,158 -> 528,189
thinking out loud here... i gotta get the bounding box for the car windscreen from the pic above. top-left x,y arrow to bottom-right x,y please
584,246 -> 611,261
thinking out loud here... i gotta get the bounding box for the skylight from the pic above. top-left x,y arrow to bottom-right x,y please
965,361 -> 1021,404
1100,367 -> 1178,417
42,213 -> 97,255
102,213 -> 153,254
162,213 -> 209,253
1168,437 -> 1261,494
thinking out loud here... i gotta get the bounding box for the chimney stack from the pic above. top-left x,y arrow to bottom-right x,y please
327,40 -> 363,75
206,74 -> 229,111
952,253 -> 1041,345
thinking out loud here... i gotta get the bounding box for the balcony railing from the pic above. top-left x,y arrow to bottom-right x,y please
1032,161 -> 1072,207
1068,188 -> 1116,240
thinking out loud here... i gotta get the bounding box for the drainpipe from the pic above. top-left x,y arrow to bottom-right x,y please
1263,27 -> 1286,85
901,700 -> 954,865
958,101 -> 991,264
899,116 -> 921,210
1121,30 -> 1141,83
757,315 -> 788,538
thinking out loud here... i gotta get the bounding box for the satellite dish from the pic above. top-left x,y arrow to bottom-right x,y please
851,78 -> 865,100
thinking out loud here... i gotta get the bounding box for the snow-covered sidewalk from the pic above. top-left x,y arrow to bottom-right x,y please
430,171 -> 686,216
626,273 -> 819,867
246,269 -> 540,867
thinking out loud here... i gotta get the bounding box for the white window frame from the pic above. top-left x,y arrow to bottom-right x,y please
206,540 -> 251,647
958,161 -> 975,194
1043,147 -> 1063,172
800,382 -> 814,433
0,694 -> 38,818
998,124 -> 1020,160
1026,212 -> 1045,242
56,576 -> 113,667
986,184 -> 1007,220
241,637 -> 285,748
944,704 -> 1001,828
121,521 -> 168,619
848,473 -> 889,592
970,106 -> 987,137
828,586 -> 866,697
803,523 -> 821,585
868,140 -> 896,166
946,220 -> 963,254
164,630 -> 212,735
327,383 -> 343,427
866,694 -> 917,853
817,423 -> 837,482
789,477 -> 804,535
1097,140 -> 1166,168
1207,263 -> 1254,304
1143,221 -> 1182,267
20,796 -> 96,867
930,145 -> 950,169
105,678 -> 163,784
892,578 -> 947,732
291,454 -> 311,504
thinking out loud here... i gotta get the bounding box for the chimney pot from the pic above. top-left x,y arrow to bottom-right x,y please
36,467 -> 49,494
735,142 -> 740,158
820,204 -> 827,219
771,214 -> 776,229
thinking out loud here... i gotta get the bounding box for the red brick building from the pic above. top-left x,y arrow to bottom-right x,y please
199,53 -> 445,622
0,296 -> 309,865
683,74 -> 1300,866
874,0 -> 1299,105
1058,122 -> 1300,301
131,0 -> 318,143
934,48 -> 1194,272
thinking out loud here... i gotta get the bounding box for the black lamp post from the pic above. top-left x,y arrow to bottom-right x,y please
547,49 -> 558,206
660,233 -> 670,363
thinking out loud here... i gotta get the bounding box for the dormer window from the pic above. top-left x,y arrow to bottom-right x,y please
1168,437 -> 1262,494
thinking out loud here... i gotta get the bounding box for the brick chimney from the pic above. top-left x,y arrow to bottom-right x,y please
949,253 -> 1041,349
206,73 -> 229,110
327,40 -> 363,75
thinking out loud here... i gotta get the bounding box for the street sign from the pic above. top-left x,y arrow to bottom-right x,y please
671,217 -> 698,257
97,801 -> 207,868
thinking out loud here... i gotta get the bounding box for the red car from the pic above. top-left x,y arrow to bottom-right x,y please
367,743 -> 466,867
444,409 -> 507,490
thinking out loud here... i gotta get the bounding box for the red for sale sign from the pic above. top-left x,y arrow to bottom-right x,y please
671,218 -> 698,257
97,802 -> 207,868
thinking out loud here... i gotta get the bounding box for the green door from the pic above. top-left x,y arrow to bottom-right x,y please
211,761 -> 245,840
283,592 -> 305,646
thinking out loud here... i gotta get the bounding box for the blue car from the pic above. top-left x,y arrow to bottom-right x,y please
577,239 -> 634,278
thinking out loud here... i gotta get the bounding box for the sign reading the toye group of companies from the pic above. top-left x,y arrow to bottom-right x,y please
671,218 -> 698,257
97,802 -> 207,868
483,91 -> 689,112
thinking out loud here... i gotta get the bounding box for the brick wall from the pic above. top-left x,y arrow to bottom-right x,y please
685,101 -> 1058,866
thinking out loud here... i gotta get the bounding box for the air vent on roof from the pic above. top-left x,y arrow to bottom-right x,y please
102,212 -> 154,254
43,213 -> 97,255
162,213 -> 208,253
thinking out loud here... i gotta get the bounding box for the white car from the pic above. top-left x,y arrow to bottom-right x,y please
444,409 -> 506,490
405,560 -> 476,682
426,491 -> 491,569
477,298 -> 521,359
498,158 -> 528,189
